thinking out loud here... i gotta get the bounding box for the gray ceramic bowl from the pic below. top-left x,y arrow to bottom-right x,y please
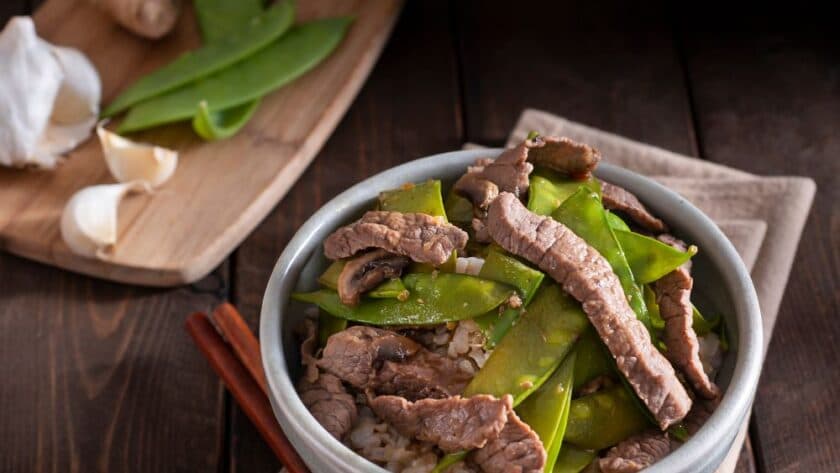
260,149 -> 763,473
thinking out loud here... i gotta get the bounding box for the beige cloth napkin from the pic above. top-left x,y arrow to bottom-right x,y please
481,108 -> 815,472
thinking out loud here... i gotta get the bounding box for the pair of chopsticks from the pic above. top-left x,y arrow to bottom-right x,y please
185,303 -> 309,473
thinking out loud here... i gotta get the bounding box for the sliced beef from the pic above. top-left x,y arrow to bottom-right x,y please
526,135 -> 601,179
469,410 -> 546,473
599,430 -> 675,473
323,211 -> 468,266
486,193 -> 692,429
369,394 -> 512,453
337,249 -> 410,306
600,181 -> 668,233
318,326 -> 471,400
454,144 -> 534,210
298,373 -> 357,440
654,235 -> 720,400
300,318 -> 319,383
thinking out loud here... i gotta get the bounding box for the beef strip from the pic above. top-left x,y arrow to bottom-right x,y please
599,430 -> 675,473
323,211 -> 468,266
318,326 -> 471,400
336,249 -> 410,306
454,145 -> 534,210
369,394 -> 512,453
486,193 -> 692,429
526,135 -> 601,179
600,181 -> 668,233
298,373 -> 357,440
300,318 -> 320,383
654,235 -> 720,400
469,410 -> 546,473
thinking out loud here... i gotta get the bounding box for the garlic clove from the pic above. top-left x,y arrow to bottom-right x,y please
96,123 -> 178,187
60,181 -> 149,259
48,44 -> 101,125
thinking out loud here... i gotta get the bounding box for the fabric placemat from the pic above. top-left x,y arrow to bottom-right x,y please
484,108 -> 814,472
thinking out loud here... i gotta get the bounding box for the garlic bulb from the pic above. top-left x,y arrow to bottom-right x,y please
97,123 -> 178,187
60,182 -> 149,259
0,16 -> 100,168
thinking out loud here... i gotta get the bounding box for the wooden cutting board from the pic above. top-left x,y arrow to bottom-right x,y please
0,0 -> 401,286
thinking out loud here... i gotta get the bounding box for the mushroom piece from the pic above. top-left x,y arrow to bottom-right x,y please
337,249 -> 410,306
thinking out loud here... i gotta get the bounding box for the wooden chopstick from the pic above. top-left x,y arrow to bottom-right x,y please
185,312 -> 310,473
210,302 -> 269,395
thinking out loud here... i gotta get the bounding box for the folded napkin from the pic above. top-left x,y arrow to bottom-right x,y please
494,109 -> 815,472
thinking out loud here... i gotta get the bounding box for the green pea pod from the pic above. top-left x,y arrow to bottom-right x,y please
553,445 -> 597,473
692,304 -> 720,336
293,273 -> 512,325
616,230 -> 697,285
552,189 -> 652,333
316,260 -> 408,299
379,180 -> 448,219
605,210 -> 630,231
564,385 -> 650,450
572,327 -> 615,392
118,17 -> 352,133
431,452 -> 466,473
644,285 -> 666,330
465,283 -> 589,404
192,99 -> 261,140
195,0 -> 265,44
527,170 -> 600,216
318,312 -> 347,346
473,247 -> 545,346
444,189 -> 474,224
517,352 -> 576,473
103,1 -> 295,117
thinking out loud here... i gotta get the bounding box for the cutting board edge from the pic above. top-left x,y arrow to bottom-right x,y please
1,1 -> 403,288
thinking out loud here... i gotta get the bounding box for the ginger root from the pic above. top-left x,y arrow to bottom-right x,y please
91,0 -> 182,39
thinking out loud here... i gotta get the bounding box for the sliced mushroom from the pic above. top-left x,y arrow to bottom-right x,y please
337,249 -> 410,306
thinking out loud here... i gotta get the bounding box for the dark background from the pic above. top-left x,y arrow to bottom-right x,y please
1,1 -> 838,472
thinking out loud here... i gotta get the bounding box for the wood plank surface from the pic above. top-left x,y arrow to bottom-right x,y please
0,0 -> 400,287
228,1 -> 464,469
679,20 -> 840,472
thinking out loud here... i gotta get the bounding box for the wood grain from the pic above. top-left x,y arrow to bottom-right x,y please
228,1 -> 465,470
680,23 -> 840,472
0,0 -> 401,286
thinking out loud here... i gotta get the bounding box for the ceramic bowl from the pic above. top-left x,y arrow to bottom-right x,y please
260,149 -> 763,473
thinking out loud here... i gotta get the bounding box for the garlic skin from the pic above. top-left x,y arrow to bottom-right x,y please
60,182 -> 149,259
97,123 -> 178,187
0,16 -> 100,168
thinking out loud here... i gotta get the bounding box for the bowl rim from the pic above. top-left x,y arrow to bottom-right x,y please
260,148 -> 763,473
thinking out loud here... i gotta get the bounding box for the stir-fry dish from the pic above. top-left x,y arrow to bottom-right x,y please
292,135 -> 726,473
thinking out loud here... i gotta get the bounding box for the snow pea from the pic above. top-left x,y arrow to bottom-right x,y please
195,0 -> 264,44
464,283 -> 589,404
643,285 -> 666,331
553,445 -> 596,473
527,169 -> 600,216
552,189 -> 653,333
473,247 -> 545,346
517,352 -> 576,473
564,385 -> 650,450
292,273 -> 513,325
318,312 -> 347,347
444,189 -> 474,224
572,327 -> 615,392
103,1 -> 295,117
192,99 -> 260,140
431,452 -> 465,473
379,180 -> 448,219
616,230 -> 697,284
117,17 -> 351,133
605,210 -> 630,231
317,260 -> 408,299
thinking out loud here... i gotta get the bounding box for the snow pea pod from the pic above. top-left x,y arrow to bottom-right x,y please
552,189 -> 652,333
572,327 -> 615,392
473,247 -> 545,346
517,352 -> 576,473
616,229 -> 697,284
605,210 -> 630,231
318,312 -> 347,346
195,0 -> 264,44
527,169 -> 600,216
103,1 -> 295,117
553,445 -> 596,473
192,99 -> 260,140
465,283 -> 589,404
443,189 -> 473,224
564,385 -> 650,450
118,17 -> 351,133
316,260 -> 408,299
379,180 -> 448,219
292,273 -> 513,325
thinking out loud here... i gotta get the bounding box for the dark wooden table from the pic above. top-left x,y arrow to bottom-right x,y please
1,1 -> 837,472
